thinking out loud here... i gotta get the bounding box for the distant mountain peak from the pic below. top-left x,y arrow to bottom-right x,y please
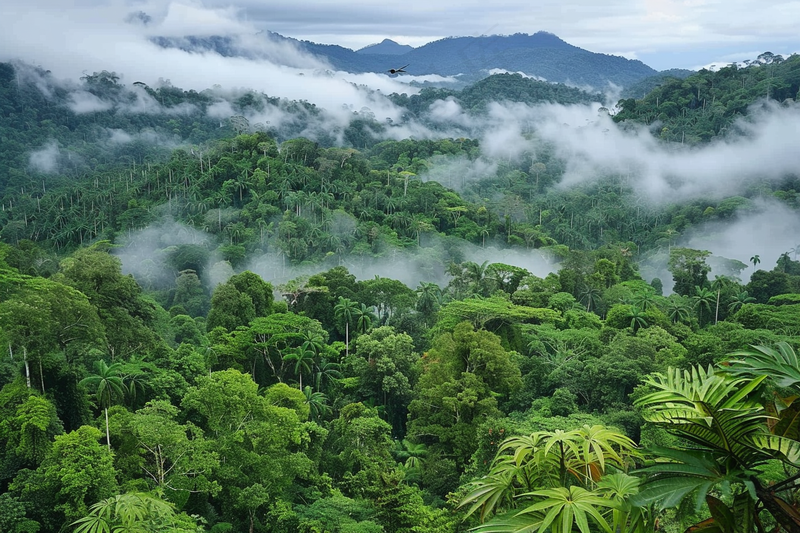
357,39 -> 414,55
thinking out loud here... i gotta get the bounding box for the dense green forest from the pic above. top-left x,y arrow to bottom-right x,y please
2,54 -> 800,533
614,52 -> 800,143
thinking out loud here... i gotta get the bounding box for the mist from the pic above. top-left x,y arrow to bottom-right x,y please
683,198 -> 800,282
0,1 -> 421,132
638,198 -> 800,294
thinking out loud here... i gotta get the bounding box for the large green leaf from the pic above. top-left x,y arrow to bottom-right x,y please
727,342 -> 800,390
635,366 -> 773,466
517,486 -> 615,533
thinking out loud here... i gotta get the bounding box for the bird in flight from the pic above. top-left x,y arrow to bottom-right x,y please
388,64 -> 409,74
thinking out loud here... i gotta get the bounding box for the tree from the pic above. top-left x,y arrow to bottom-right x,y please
663,295 -> 692,324
691,285 -> 716,326
626,306 -> 648,332
181,371 -> 314,528
728,291 -> 756,313
334,296 -> 358,356
710,275 -> 730,325
58,244 -> 159,358
749,253 -> 761,273
12,425 -> 117,529
283,345 -> 316,389
79,360 -> 126,450
128,400 -> 219,494
579,285 -> 603,313
303,386 -> 330,421
668,248 -> 711,297
0,278 -> 105,392
408,322 -> 520,469
351,326 -> 421,435
354,303 -> 377,334
206,280 -> 256,332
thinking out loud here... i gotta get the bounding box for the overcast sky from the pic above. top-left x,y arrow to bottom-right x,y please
1,0 -> 798,74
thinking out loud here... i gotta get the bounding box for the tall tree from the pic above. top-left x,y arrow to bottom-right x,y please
334,296 -> 358,356
79,359 -> 125,450
668,248 -> 711,297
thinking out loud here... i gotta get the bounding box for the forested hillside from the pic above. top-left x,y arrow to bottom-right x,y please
614,52 -> 800,143
2,53 -> 800,533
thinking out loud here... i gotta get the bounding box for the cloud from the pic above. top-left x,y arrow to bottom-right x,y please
487,68 -> 547,82
428,97 -> 471,126
0,1 -> 417,128
28,141 -> 62,174
683,198 -> 800,283
67,90 -> 114,114
420,153 -> 499,191
157,2 -> 251,37
107,129 -> 134,144
114,217 -> 218,289
536,100 -> 800,202
639,197 -> 800,293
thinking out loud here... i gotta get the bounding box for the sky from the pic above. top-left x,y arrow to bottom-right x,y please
1,0 -> 798,73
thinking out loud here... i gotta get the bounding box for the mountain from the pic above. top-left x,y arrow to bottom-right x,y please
151,31 -> 659,89
357,39 -> 414,55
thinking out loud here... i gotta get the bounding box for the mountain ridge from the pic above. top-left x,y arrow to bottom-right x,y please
151,30 -> 661,89
357,38 -> 414,55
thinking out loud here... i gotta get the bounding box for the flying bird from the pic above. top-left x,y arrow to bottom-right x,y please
387,64 -> 409,74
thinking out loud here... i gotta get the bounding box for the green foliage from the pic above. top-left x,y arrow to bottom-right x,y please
71,491 -> 203,533
12,426 -> 118,529
615,55 -> 800,143
3,59 -> 800,533
633,363 -> 800,532
433,296 -> 561,336
459,425 -> 639,532
668,248 -> 711,297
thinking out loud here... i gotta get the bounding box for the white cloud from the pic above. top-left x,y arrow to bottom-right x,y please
67,90 -> 114,114
28,141 -> 61,174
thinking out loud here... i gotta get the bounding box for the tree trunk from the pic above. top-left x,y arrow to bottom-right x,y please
39,358 -> 45,393
23,346 -> 31,389
104,407 -> 111,450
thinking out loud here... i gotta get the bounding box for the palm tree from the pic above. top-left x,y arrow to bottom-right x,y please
283,346 -> 316,390
72,492 -> 195,533
691,285 -> 715,325
303,386 -> 330,421
626,306 -> 648,333
416,281 -> 442,323
727,290 -> 755,314
631,291 -> 656,311
300,327 -> 325,356
353,303 -> 377,334
313,360 -> 342,393
392,438 -> 428,484
334,296 -> 358,356
579,285 -> 603,313
777,252 -> 793,273
79,359 -> 126,450
749,253 -> 761,273
664,295 -> 691,324
710,275 -> 730,324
